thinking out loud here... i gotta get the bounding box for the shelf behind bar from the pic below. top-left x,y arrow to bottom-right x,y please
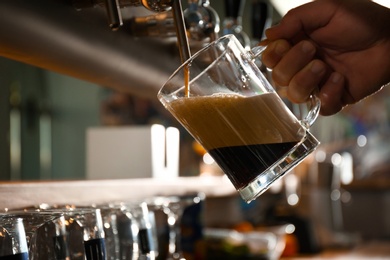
0,176 -> 236,209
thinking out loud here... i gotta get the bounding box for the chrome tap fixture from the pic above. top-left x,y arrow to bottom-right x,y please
72,0 -> 220,50
72,0 -> 174,30
72,0 -> 173,12
184,0 -> 220,43
222,0 -> 250,49
128,0 -> 220,49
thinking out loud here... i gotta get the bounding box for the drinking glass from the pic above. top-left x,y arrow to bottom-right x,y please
31,214 -> 70,260
43,206 -> 106,260
97,205 -> 120,260
158,34 -> 320,203
51,215 -> 70,260
0,217 -> 29,259
6,205 -> 69,260
120,202 -> 157,260
147,193 -> 205,260
1,209 -> 61,260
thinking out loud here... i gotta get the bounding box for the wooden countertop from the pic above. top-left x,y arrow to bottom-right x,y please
0,176 -> 236,209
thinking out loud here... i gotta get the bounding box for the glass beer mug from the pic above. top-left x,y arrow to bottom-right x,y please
158,34 -> 320,203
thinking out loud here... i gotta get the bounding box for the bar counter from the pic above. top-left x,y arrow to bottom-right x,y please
0,176 -> 236,209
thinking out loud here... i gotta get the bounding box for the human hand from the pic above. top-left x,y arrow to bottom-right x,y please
261,0 -> 390,116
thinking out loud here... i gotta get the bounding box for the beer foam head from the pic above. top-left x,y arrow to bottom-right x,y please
167,93 -> 304,150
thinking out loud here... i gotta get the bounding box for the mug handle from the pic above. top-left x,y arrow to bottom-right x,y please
249,45 -> 321,129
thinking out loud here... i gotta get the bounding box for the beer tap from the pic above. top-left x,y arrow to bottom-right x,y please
72,0 -> 221,50
104,0 -> 123,30
127,0 -> 220,52
222,0 -> 250,49
251,0 -> 273,43
73,0 -> 193,61
184,0 -> 220,45
0,0 -> 229,99
72,0 -> 173,12
72,0 -> 173,30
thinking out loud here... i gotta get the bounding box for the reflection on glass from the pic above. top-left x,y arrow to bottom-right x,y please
0,217 -> 28,259
0,211 -> 63,260
147,193 -> 205,260
120,202 -> 157,260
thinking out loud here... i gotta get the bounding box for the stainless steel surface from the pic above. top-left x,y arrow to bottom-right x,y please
172,0 -> 191,62
0,0 -> 227,98
0,0 -> 180,99
130,11 -> 176,37
72,0 -> 173,12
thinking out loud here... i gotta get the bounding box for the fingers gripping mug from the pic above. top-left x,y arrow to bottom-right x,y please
158,34 -> 320,203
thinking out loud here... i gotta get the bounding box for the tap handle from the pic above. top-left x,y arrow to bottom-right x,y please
224,0 -> 241,18
251,0 -> 273,40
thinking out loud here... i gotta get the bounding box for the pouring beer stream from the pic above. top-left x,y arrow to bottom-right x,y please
171,0 -> 191,97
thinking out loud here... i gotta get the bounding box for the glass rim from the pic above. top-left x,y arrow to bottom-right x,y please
158,34 -> 238,94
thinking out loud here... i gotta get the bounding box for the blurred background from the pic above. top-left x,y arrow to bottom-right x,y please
1,0 -> 390,258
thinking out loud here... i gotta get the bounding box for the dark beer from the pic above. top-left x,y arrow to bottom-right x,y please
165,92 -> 304,189
208,142 -> 297,189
